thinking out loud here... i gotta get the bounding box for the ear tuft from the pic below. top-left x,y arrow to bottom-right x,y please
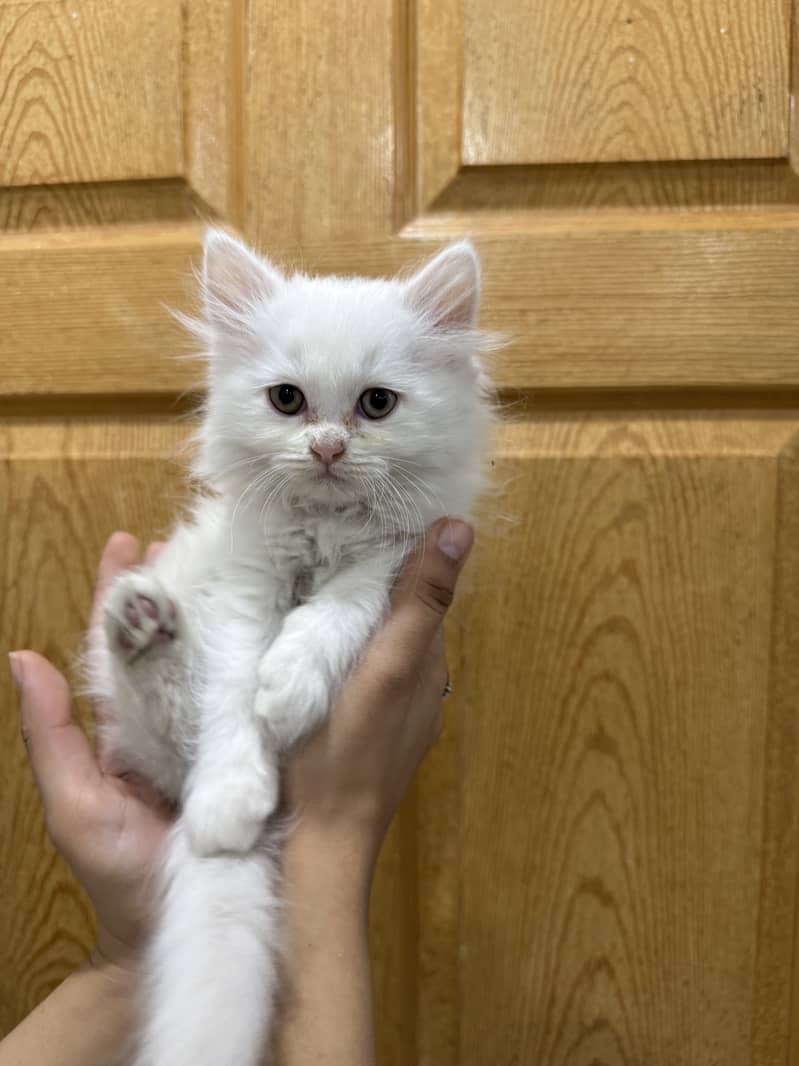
404,241 -> 480,331
202,229 -> 282,326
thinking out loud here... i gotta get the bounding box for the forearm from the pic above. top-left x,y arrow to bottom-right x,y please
0,959 -> 135,1066
272,824 -> 376,1066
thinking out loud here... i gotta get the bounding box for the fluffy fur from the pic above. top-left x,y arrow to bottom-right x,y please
87,229 -> 493,1066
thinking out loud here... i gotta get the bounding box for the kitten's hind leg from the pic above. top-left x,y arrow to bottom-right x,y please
104,570 -> 180,663
99,570 -> 194,788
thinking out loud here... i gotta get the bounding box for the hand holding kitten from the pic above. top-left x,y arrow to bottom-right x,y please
284,516 -> 473,875
10,519 -> 471,975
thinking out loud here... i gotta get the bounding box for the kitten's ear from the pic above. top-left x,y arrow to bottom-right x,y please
404,241 -> 480,330
202,229 -> 282,325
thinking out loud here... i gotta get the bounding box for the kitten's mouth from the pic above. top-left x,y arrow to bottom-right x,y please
302,461 -> 356,499
314,465 -> 347,486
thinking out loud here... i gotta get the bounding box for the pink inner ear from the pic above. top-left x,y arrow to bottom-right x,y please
406,244 -> 480,330
204,231 -> 281,319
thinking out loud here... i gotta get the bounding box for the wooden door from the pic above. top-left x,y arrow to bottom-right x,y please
3,2 -> 799,1064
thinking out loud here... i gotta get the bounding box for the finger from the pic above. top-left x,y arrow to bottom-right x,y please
11,650 -> 102,815
89,532 -> 141,630
429,626 -> 446,665
387,517 -> 473,661
145,541 -> 166,565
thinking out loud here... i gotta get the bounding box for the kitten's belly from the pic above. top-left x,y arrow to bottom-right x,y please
105,711 -> 189,802
121,507 -> 381,795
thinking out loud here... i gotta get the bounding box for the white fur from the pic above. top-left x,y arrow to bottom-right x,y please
87,230 -> 493,1066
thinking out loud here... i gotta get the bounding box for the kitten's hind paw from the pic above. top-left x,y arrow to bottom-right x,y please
184,767 -> 278,856
104,572 -> 180,663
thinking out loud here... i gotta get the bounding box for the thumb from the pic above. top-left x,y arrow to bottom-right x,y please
10,651 -> 101,815
388,517 -> 473,658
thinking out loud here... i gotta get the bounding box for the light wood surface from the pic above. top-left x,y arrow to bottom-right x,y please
6,225 -> 799,397
184,0 -> 244,221
4,2 -> 799,1064
0,418 -> 188,1032
453,416 -> 799,1066
462,0 -> 789,164
0,0 -> 183,185
371,413 -> 799,1065
0,179 -> 200,232
246,0 -> 395,244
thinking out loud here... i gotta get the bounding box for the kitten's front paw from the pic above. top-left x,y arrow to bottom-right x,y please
255,651 -> 329,749
103,572 -> 180,663
184,766 -> 278,856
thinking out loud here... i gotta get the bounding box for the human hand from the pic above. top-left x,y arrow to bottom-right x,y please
10,533 -> 174,975
283,517 -> 473,879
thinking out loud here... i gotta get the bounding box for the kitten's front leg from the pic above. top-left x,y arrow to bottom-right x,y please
255,551 -> 399,749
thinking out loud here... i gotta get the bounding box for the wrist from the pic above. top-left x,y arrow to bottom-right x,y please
63,950 -> 136,1021
90,926 -> 142,983
282,818 -> 377,907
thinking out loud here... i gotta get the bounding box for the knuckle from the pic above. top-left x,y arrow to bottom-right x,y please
416,579 -> 454,616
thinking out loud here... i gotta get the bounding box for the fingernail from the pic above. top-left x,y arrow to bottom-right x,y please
437,519 -> 473,562
8,652 -> 23,691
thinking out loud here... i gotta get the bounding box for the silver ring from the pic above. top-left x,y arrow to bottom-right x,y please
442,677 -> 453,698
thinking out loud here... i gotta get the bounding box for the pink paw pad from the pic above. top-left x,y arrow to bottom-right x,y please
112,591 -> 178,657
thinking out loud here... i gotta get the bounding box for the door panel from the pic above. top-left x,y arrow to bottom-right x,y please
454,417 -> 799,1065
462,0 -> 790,163
372,415 -> 799,1065
0,1 -> 183,184
0,419 -> 185,1032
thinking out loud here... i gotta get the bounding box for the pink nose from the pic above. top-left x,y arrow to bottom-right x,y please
310,440 -> 346,465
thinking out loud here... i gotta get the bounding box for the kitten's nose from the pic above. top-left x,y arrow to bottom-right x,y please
310,440 -> 346,465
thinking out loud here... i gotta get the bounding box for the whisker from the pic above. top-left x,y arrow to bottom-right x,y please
258,469 -> 293,528
228,466 -> 285,551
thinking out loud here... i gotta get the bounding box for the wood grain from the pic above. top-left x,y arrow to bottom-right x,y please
429,161 -> 799,214
0,418 -> 424,1046
369,797 -> 420,1066
245,0 -> 396,245
7,223 -> 799,397
0,417 -> 189,1033
0,179 -> 199,231
4,411 -> 799,1061
439,414 -> 799,1066
0,0 -> 183,185
403,0 -> 463,219
4,1 -> 799,1062
789,0 -> 799,175
0,225 -> 205,398
759,430 -> 799,1064
184,0 -> 244,222
462,0 -> 789,164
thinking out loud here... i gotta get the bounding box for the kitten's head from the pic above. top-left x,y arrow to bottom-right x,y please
192,229 -> 493,535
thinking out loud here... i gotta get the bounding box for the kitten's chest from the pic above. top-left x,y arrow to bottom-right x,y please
265,516 -> 374,607
217,508 -> 381,619
281,530 -> 329,607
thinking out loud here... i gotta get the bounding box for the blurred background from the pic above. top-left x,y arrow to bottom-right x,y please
3,2 -> 799,1064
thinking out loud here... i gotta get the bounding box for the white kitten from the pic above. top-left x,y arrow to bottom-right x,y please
87,230 -> 493,1066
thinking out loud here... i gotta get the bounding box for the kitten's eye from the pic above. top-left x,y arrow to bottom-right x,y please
268,384 -> 306,416
358,388 -> 398,420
